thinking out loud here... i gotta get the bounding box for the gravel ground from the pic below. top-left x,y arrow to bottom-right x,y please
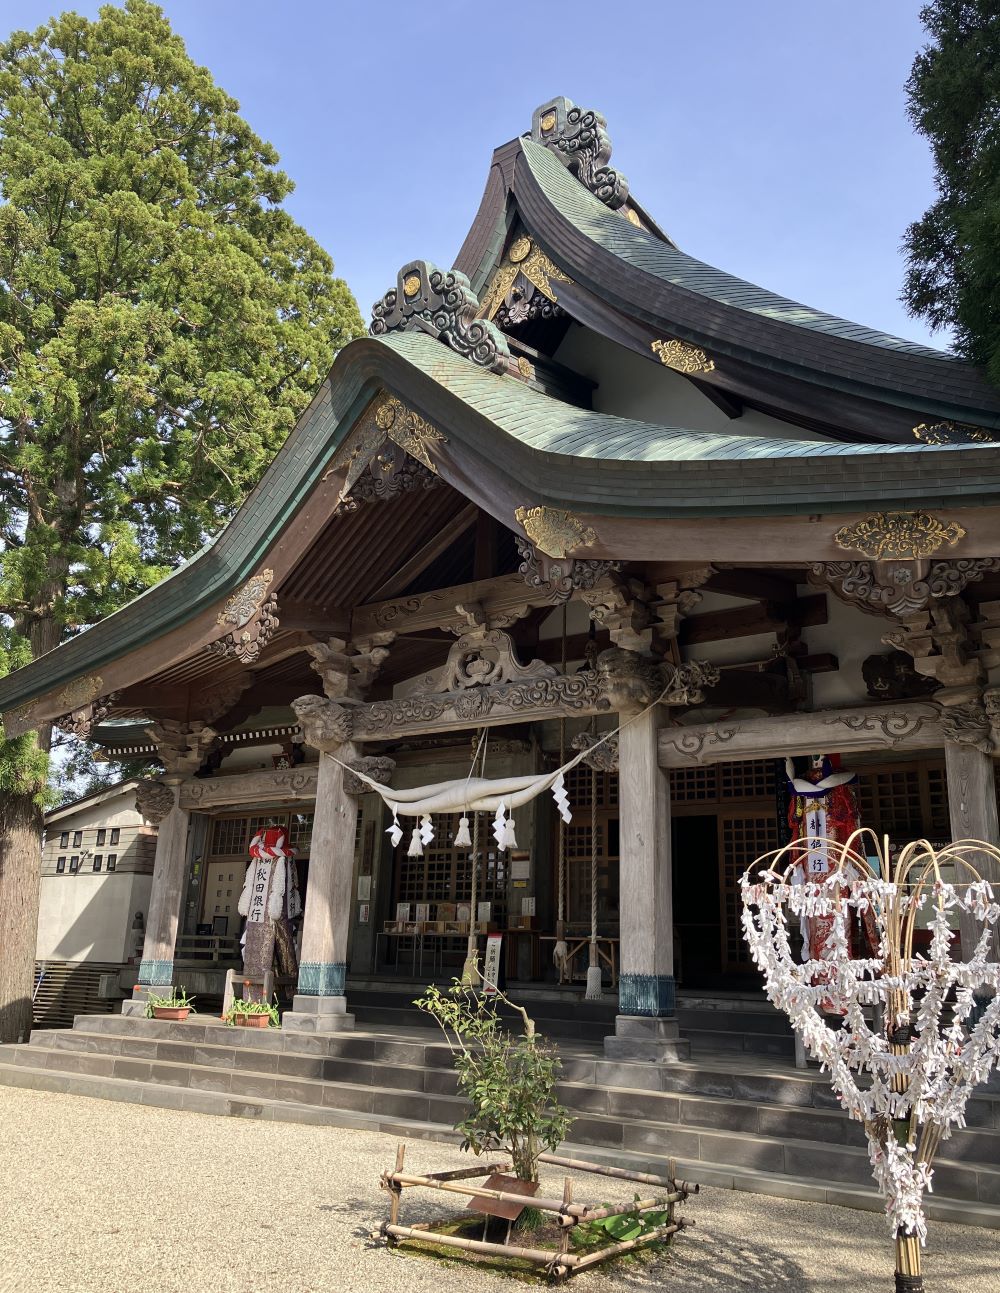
0,1087 -> 998,1293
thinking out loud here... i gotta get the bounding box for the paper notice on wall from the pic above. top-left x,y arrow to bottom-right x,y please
396,902 -> 411,923
246,860 -> 271,923
477,901 -> 491,922
510,855 -> 531,881
415,903 -> 430,922
482,934 -> 503,996
357,875 -> 372,902
520,896 -> 536,917
358,903 -> 370,925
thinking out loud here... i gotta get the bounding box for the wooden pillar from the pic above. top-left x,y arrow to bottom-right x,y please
283,742 -> 357,1033
123,783 -> 190,1013
605,706 -> 689,1062
945,741 -> 1000,962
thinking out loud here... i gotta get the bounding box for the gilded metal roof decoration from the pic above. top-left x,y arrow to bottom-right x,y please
912,420 -> 999,445
370,260 -> 510,373
514,505 -> 597,559
516,356 -> 535,381
531,97 -> 629,210
624,208 -> 642,228
479,236 -> 572,323
834,511 -> 966,561
651,338 -> 716,375
375,396 -> 446,472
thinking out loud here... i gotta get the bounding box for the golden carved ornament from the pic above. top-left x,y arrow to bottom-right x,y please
375,395 -> 447,472
479,240 -> 573,320
912,420 -> 999,445
514,505 -> 597,559
402,274 -> 421,298
625,208 -> 642,227
217,569 -> 274,629
834,511 -> 967,561
651,338 -> 716,375
540,111 -> 557,132
516,356 -> 535,381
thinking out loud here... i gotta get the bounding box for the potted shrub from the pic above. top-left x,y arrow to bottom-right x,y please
145,988 -> 196,1022
225,996 -> 280,1029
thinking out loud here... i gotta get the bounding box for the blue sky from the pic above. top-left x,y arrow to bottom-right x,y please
3,2 -> 946,349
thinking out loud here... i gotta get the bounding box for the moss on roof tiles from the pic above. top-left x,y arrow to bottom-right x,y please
520,140 -> 953,364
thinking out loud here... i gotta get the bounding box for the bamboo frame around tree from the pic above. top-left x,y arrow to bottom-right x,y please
375,1142 -> 695,1282
742,829 -> 1000,1293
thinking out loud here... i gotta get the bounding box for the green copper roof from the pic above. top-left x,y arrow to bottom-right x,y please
384,332 -> 942,462
519,139 -> 952,363
3,331 -> 1000,716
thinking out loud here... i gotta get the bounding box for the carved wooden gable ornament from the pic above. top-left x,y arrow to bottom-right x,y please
370,260 -> 511,373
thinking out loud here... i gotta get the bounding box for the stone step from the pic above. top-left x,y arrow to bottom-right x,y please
3,1045 -> 1000,1214
350,1001 -> 612,1042
30,1023 -> 1000,1168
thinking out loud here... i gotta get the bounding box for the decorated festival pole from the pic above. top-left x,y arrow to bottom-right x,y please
742,831 -> 1000,1291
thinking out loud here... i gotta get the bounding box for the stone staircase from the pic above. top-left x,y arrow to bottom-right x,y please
1,1013 -> 998,1228
347,984 -> 797,1057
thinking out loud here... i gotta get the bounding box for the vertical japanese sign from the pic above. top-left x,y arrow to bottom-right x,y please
246,860 -> 271,923
482,934 -> 503,996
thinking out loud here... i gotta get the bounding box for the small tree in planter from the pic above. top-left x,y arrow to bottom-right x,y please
415,980 -> 572,1189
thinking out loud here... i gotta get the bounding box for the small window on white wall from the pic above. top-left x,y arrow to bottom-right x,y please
56,857 -> 66,874
69,856 -> 79,873
92,856 -> 102,872
106,854 -> 117,872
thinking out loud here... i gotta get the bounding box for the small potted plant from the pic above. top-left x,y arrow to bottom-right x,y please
145,988 -> 196,1022
225,995 -> 280,1029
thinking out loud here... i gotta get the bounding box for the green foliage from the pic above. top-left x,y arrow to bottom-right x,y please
50,739 -> 158,805
145,986 -> 195,1016
0,625 -> 48,801
225,994 -> 280,1026
570,1195 -> 672,1250
0,0 -> 365,777
903,2 -> 1000,380
414,981 -> 572,1184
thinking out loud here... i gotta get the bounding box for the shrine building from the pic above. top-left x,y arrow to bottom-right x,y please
4,97 -> 1000,1069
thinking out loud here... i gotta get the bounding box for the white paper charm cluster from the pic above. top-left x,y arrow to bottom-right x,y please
741,836 -> 1000,1244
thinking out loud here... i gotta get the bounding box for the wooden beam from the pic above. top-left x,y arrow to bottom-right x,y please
473,511 -> 499,581
705,568 -> 799,602
658,701 -> 944,767
680,593 -> 827,645
353,571 -> 616,640
276,598 -> 351,635
369,503 -> 478,601
686,374 -> 744,420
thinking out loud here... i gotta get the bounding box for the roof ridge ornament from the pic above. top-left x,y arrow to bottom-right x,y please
370,260 -> 511,373
530,97 -> 629,210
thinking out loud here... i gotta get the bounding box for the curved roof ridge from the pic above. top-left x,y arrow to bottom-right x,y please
381,333 -> 975,461
519,139 -> 955,364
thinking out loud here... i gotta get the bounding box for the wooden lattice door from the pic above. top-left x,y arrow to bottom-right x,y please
393,812 -> 509,925
719,810 -> 781,973
561,764 -> 620,928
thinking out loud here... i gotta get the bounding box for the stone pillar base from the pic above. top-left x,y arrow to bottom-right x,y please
282,995 -> 356,1033
604,1015 -> 690,1063
121,983 -> 171,1016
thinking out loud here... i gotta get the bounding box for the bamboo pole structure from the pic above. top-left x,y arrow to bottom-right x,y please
378,1143 -> 693,1280
743,829 -> 1000,1293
